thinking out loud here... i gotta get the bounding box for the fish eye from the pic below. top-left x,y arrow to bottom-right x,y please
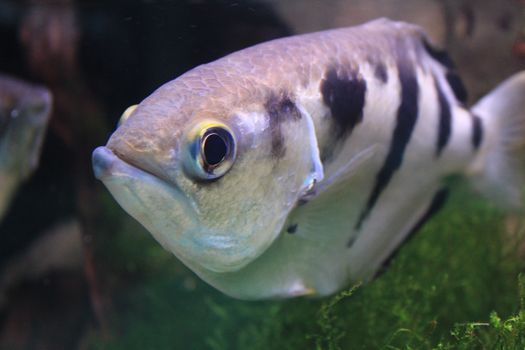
184,121 -> 236,180
202,131 -> 228,167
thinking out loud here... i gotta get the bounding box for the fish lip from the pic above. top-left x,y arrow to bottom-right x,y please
92,146 -> 186,203
92,146 -> 118,180
93,146 -> 165,183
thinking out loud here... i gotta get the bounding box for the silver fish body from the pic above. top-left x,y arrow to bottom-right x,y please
0,75 -> 52,221
93,18 -> 525,299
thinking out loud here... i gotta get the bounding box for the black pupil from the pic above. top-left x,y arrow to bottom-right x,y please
203,132 -> 227,166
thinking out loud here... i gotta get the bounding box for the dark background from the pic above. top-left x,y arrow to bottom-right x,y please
0,0 -> 524,349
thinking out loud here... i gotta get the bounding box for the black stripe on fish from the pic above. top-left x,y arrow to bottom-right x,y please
374,187 -> 449,278
354,54 -> 419,232
422,39 -> 468,104
320,67 -> 367,140
471,113 -> 483,150
445,72 -> 468,104
422,39 -> 456,70
374,62 -> 388,83
265,93 -> 302,158
434,77 -> 452,158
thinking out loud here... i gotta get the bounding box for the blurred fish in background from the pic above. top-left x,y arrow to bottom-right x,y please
0,74 -> 51,221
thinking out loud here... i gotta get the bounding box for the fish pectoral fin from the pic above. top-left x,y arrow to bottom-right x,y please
316,144 -> 384,195
288,144 -> 384,244
298,143 -> 384,204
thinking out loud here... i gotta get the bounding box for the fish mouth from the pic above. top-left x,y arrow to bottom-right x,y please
92,146 -> 197,251
92,146 -> 193,211
92,146 -> 254,273
92,146 -> 126,181
92,146 -> 196,235
92,146 -> 189,207
93,146 -> 176,187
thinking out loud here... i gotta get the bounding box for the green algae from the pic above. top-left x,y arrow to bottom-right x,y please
90,185 -> 525,349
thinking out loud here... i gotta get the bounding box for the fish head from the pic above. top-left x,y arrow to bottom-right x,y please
0,75 -> 52,181
93,71 -> 323,275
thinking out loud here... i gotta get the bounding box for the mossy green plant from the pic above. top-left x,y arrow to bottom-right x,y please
433,274 -> 525,350
308,283 -> 361,350
90,185 -> 525,350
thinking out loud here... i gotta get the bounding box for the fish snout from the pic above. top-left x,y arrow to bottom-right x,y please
104,116 -> 180,186
92,146 -> 118,180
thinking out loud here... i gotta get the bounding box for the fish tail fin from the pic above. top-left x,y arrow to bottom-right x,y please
468,71 -> 525,209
